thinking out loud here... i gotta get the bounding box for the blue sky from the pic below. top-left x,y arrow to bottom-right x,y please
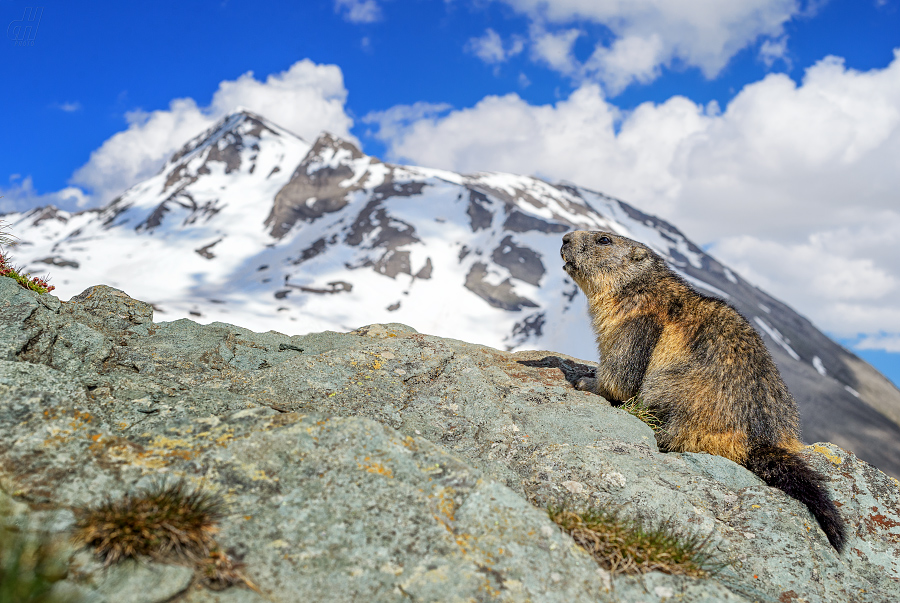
3,0 -> 900,387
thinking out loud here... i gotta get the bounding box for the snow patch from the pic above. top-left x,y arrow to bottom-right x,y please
673,270 -> 731,299
812,356 -> 827,376
724,268 -> 738,284
753,317 -> 800,361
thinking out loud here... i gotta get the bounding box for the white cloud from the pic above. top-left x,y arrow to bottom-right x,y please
206,60 -> 353,140
0,175 -> 89,213
367,84 -> 708,206
708,230 -> 899,338
759,35 -> 790,68
367,50 -> 900,349
858,335 -> 900,353
490,0 -> 805,93
363,101 -> 453,146
466,28 -> 524,65
70,59 -> 354,206
584,34 -> 665,95
56,101 -> 82,112
71,99 -> 212,207
529,26 -> 582,76
334,0 -> 382,23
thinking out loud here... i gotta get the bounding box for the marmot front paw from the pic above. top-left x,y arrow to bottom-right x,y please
574,376 -> 597,392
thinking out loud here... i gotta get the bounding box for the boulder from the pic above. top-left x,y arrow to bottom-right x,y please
1,277 -> 898,602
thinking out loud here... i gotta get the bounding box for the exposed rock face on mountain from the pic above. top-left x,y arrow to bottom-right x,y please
3,110 -> 900,480
2,280 -> 900,602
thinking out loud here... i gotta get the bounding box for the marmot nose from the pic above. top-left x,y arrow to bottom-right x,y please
563,232 -> 573,244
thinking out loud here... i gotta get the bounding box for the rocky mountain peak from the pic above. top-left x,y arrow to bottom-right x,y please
306,131 -> 368,163
265,131 -> 385,238
164,109 -> 286,172
159,110 -> 296,198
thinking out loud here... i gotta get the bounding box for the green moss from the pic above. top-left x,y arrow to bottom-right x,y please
548,503 -> 722,578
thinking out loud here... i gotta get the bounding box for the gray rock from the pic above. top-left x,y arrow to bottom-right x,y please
614,572 -> 753,603
178,587 -> 270,603
89,560 -> 194,603
1,281 -> 899,602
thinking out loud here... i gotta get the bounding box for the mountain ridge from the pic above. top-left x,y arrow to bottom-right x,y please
4,108 -> 900,476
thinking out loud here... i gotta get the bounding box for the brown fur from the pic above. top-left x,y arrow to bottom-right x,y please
561,230 -> 845,551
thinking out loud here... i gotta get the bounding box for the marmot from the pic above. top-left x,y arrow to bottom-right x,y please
560,230 -> 845,552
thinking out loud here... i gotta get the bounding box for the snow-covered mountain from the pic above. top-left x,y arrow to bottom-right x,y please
6,109 -> 900,476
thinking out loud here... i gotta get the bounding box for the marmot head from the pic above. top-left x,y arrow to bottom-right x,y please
561,230 -> 658,295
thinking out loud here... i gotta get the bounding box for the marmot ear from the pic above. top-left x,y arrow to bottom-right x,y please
628,247 -> 648,261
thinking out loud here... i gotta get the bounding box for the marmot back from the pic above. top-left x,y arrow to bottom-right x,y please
561,230 -> 845,552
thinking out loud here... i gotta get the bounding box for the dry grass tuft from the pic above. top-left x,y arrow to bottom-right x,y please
198,549 -> 256,591
75,481 -> 222,566
548,503 -> 720,578
75,481 -> 256,592
617,396 -> 662,432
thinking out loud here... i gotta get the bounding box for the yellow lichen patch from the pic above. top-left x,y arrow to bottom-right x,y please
429,486 -> 458,536
150,435 -> 195,450
808,444 -> 844,466
371,360 -> 382,370
102,442 -> 169,470
41,408 -> 99,446
146,447 -> 199,462
397,435 -> 418,451
358,457 -> 394,478
251,469 -> 277,482
215,431 -> 234,447
453,532 -> 475,554
93,434 -> 204,468
69,410 -> 93,429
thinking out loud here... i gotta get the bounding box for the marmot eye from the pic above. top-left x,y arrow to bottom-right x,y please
597,235 -> 612,245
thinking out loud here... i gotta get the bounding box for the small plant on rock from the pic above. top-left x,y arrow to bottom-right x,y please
74,480 -> 252,591
198,549 -> 253,591
616,396 -> 662,432
75,480 -> 222,565
0,220 -> 55,294
548,502 -> 721,578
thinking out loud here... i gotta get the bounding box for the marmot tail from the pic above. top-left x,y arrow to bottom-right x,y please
745,446 -> 846,552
